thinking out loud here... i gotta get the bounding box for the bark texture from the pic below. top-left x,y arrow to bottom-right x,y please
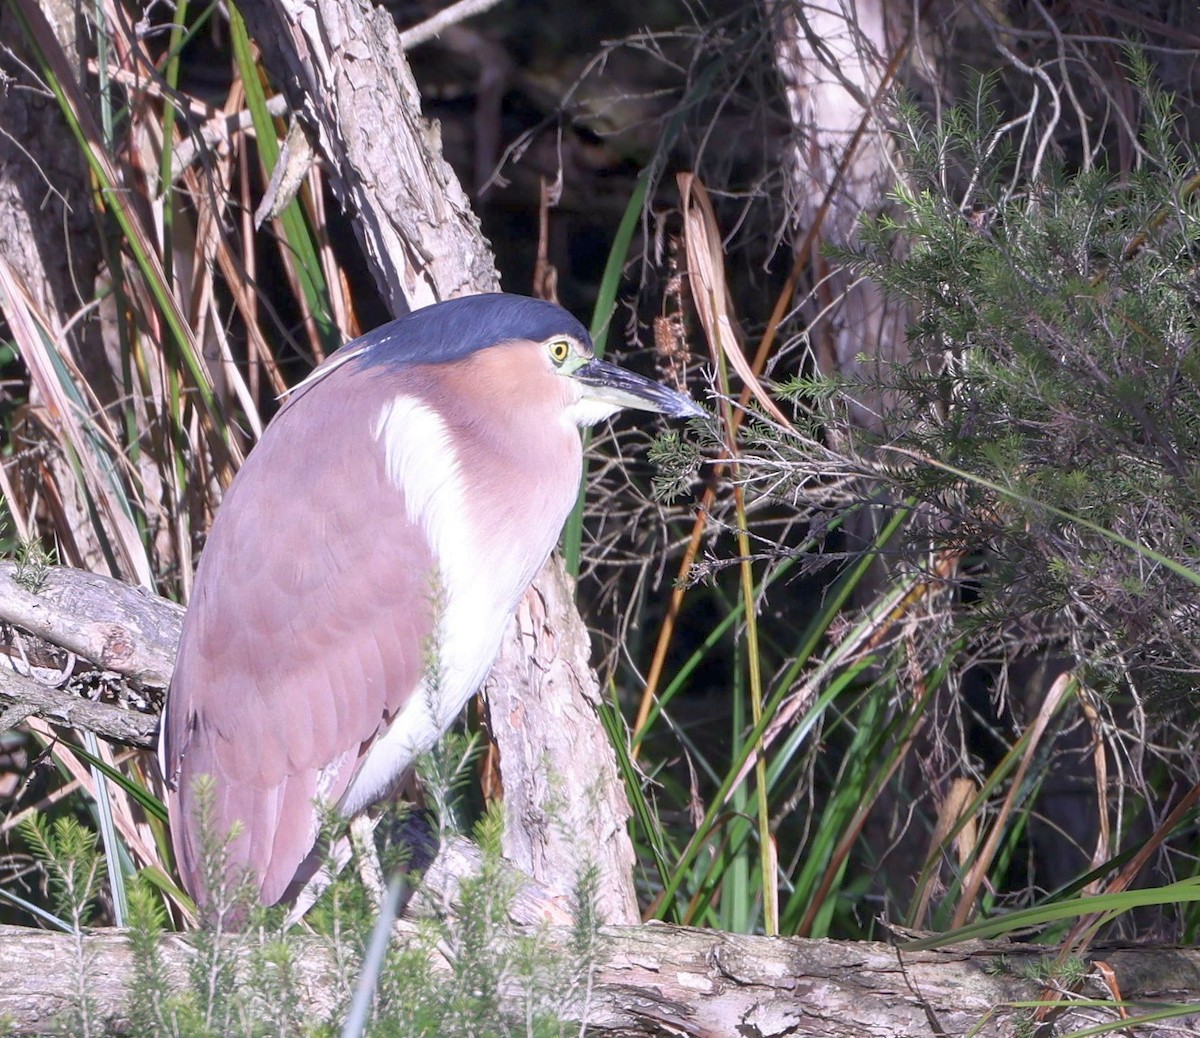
0,563 -> 181,690
0,920 -> 1197,1037
0,563 -> 173,746
486,560 -> 640,925
0,665 -> 157,748
770,0 -> 910,432
233,0 -> 500,313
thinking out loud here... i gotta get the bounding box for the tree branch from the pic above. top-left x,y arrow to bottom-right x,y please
0,563 -> 174,747
0,665 -> 156,748
397,0 -> 506,51
0,918 -> 1196,1037
0,563 -> 181,689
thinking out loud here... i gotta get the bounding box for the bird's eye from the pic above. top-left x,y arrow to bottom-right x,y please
548,339 -> 572,365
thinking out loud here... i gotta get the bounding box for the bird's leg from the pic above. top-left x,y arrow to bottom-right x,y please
350,813 -> 387,910
284,812 -> 397,927
283,836 -> 353,929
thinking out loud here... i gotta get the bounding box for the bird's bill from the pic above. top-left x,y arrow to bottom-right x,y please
573,358 -> 705,418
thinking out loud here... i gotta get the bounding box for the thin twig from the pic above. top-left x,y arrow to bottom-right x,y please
398,0 -> 506,51
0,665 -> 156,748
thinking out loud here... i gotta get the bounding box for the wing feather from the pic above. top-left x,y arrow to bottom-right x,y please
164,365 -> 435,907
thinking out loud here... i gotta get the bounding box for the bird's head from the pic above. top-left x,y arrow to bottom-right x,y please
345,294 -> 705,430
544,331 -> 706,428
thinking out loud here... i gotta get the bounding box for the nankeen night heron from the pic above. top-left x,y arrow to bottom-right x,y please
162,293 -> 702,907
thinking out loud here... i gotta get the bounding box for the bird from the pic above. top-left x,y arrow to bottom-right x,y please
161,293 -> 703,909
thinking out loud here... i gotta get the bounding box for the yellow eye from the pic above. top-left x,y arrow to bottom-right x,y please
548,339 -> 571,364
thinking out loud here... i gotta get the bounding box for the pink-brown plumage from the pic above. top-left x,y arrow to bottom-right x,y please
164,336 -> 583,907
164,363 -> 439,905
163,294 -> 701,911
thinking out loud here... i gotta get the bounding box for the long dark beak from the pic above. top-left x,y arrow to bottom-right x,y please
573,358 -> 705,418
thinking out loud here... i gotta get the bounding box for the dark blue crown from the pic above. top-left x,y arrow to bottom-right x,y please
352,294 -> 591,369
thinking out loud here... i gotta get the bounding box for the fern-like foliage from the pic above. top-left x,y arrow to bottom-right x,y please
360,801 -> 601,1038
20,814 -> 106,1036
101,757 -> 601,1036
823,57 -> 1200,703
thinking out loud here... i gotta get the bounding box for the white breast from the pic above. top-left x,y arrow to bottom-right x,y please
341,397 -> 525,814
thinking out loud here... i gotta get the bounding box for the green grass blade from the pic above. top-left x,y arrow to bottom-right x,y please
598,692 -> 673,894
0,885 -> 74,933
82,731 -> 128,926
650,507 -> 911,922
562,170 -> 651,576
229,6 -> 337,354
69,742 -> 169,825
904,879 -> 1200,949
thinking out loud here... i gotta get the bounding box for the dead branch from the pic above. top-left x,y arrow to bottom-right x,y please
397,0 -> 506,51
0,563 -> 181,689
0,563 -> 174,747
0,665 -> 156,749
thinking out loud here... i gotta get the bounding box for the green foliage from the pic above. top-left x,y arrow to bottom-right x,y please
24,767 -> 604,1036
126,880 -> 175,1037
413,721 -> 480,847
11,537 -> 54,593
1016,954 -> 1088,986
125,869 -> 308,1037
646,48 -> 1200,950
19,814 -> 105,1036
647,428 -> 703,502
348,800 -> 601,1038
775,370 -> 847,407
841,64 -> 1200,703
19,814 -> 106,929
